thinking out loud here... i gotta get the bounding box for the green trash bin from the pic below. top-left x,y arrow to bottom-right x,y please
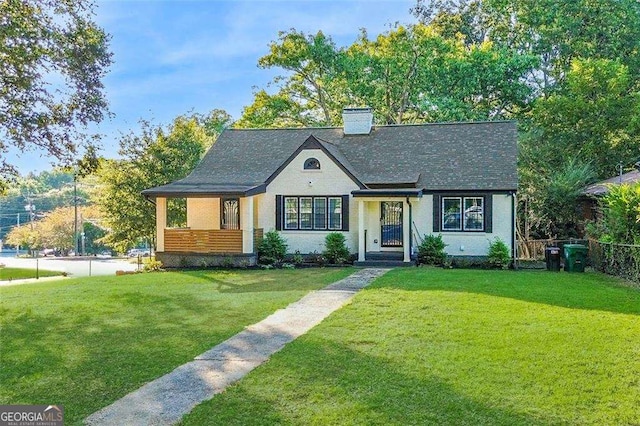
564,244 -> 588,272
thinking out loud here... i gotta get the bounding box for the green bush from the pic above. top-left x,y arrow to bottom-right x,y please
143,259 -> 164,272
418,234 -> 447,265
487,237 -> 511,269
292,250 -> 304,265
598,183 -> 640,244
257,230 -> 288,266
323,232 -> 350,264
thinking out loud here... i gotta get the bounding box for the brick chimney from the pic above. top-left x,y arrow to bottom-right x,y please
342,107 -> 373,135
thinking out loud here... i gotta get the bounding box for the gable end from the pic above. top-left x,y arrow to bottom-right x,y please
264,135 -> 366,189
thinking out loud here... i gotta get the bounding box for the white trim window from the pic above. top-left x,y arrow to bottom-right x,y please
299,197 -> 313,229
284,197 -> 299,230
442,196 -> 484,231
328,197 -> 342,230
313,198 -> 327,229
282,196 -> 345,230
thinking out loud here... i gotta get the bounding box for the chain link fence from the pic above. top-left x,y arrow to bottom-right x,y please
588,239 -> 640,285
517,239 -> 588,260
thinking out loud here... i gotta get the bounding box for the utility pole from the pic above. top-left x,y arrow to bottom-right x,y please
24,195 -> 36,256
25,195 -> 35,230
74,171 -> 78,256
80,213 -> 85,256
16,213 -> 19,255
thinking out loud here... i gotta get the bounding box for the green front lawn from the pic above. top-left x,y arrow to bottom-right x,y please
0,267 -> 63,281
0,268 -> 352,425
182,269 -> 640,425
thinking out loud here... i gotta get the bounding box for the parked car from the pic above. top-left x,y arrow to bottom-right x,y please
127,248 -> 151,257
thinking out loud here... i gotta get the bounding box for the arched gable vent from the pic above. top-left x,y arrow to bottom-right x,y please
304,157 -> 320,170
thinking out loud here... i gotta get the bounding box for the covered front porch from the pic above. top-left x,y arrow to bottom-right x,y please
142,183 -> 266,267
352,189 -> 423,266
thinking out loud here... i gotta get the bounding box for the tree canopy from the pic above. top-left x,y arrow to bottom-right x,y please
237,24 -> 537,128
0,0 -> 112,187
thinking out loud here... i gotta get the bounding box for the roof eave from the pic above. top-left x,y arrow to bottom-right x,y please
141,184 -> 267,198
352,188 -> 424,198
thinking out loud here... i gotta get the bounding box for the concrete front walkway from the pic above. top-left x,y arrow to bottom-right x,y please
85,268 -> 389,426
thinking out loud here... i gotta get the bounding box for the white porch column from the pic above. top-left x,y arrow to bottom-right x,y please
358,200 -> 365,261
242,196 -> 255,254
403,199 -> 410,262
156,197 -> 167,252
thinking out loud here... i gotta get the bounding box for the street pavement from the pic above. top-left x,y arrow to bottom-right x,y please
0,256 -> 139,278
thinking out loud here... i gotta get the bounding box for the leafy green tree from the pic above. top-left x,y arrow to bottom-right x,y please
0,0 -> 112,187
37,206 -> 76,253
413,0 -> 640,93
240,24 -> 536,128
236,90 -> 318,129
596,183 -> 640,245
95,112 -> 225,252
237,30 -> 347,128
518,160 -> 595,240
82,221 -> 108,254
0,169 -> 93,241
5,222 -> 41,253
258,30 -> 344,125
524,59 -> 640,179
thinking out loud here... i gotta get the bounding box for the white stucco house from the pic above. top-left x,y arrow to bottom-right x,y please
142,108 -> 518,267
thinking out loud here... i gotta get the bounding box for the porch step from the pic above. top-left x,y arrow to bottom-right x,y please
354,260 -> 415,268
365,252 -> 404,261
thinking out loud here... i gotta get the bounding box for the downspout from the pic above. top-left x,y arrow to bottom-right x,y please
407,196 -> 412,262
511,192 -> 517,269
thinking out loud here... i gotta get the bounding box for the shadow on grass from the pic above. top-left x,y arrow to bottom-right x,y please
182,339 -> 547,426
0,290 -> 276,425
177,269 -> 351,294
369,268 -> 640,316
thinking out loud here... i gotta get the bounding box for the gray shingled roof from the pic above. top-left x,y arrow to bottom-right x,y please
143,121 -> 518,196
582,170 -> 640,196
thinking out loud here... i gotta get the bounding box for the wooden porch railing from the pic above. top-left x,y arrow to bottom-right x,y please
164,228 -> 265,254
164,229 -> 242,253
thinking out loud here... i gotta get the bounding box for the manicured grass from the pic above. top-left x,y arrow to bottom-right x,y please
181,269 -> 640,426
0,268 -> 352,425
0,267 -> 62,281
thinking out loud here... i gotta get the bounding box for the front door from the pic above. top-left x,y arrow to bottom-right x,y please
221,198 -> 240,229
381,201 -> 403,247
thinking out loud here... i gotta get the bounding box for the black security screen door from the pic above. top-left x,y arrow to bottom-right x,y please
381,201 -> 403,247
222,198 -> 240,230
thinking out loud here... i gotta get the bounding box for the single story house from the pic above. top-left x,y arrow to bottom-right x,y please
142,108 -> 518,267
579,166 -> 640,222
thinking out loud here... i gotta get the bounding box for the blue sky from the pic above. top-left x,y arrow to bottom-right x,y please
9,0 -> 416,174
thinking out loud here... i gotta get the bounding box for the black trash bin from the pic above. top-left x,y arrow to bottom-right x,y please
545,246 -> 561,271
